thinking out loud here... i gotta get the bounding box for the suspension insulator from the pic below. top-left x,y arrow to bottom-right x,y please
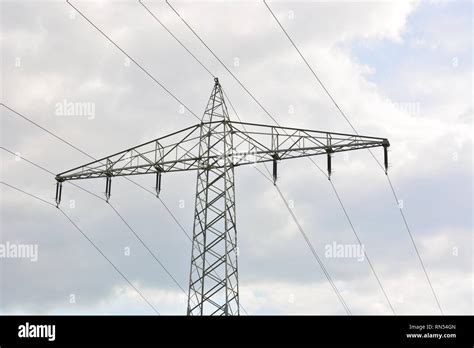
155,171 -> 162,197
55,181 -> 63,207
272,155 -> 278,185
326,148 -> 333,180
105,176 -> 112,202
382,139 -> 390,174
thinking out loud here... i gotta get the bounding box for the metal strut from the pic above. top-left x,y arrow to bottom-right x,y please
105,176 -> 112,202
55,181 -> 62,207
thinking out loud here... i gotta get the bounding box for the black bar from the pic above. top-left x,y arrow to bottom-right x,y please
0,315 -> 472,346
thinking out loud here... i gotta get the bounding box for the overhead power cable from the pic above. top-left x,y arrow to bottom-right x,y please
263,0 -> 442,315
0,181 -> 160,315
1,146 -> 186,294
273,183 -> 351,314
165,0 -> 281,127
139,0 -> 214,78
66,0 -> 200,121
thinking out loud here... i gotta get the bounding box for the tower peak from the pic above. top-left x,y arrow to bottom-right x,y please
202,77 -> 230,122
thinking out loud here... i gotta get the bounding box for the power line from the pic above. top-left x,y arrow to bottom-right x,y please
1,103 -> 95,161
65,0 -> 200,121
386,175 -> 444,313
1,181 -> 56,208
273,183 -> 352,315
0,146 -> 103,200
138,0 -> 215,78
263,0 -> 443,315
263,0 -> 358,134
108,203 -> 187,294
165,0 -> 281,127
58,207 -> 161,314
139,0 -> 263,146
305,157 -> 395,314
328,179 -> 395,314
0,180 -> 160,315
1,146 -> 187,295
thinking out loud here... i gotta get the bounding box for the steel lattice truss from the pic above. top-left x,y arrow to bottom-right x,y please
55,122 -> 388,181
55,78 -> 390,315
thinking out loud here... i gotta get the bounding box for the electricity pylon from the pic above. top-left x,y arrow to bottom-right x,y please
55,78 -> 390,315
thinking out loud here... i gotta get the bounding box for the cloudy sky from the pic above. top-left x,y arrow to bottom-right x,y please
1,0 -> 472,315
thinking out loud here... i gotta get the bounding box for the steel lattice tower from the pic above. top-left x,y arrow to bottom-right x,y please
188,78 -> 239,315
54,78 -> 390,315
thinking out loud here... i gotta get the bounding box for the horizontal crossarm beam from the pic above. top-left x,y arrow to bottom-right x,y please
56,124 -> 202,181
228,120 -> 389,166
56,121 -> 389,182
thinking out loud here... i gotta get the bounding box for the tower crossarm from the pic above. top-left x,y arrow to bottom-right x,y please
55,123 -> 203,182
55,120 -> 389,183
228,120 -> 390,168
